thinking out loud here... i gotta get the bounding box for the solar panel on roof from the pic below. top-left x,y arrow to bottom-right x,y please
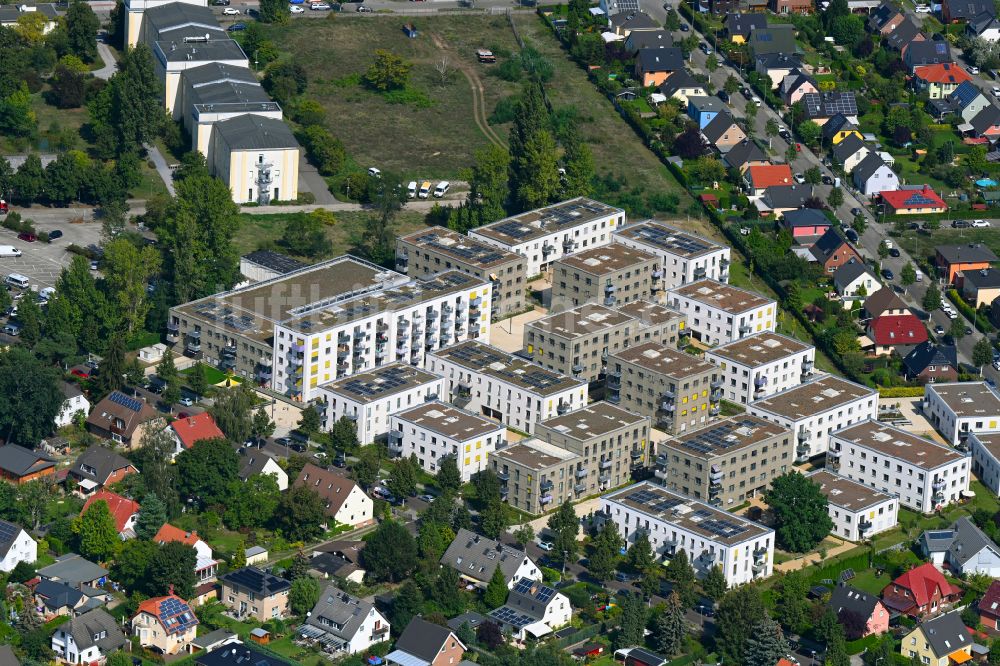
700,518 -> 748,538
109,392 -> 143,413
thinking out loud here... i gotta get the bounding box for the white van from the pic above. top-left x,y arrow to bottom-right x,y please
2,323 -> 19,336
915,269 -> 924,282
407,181 -> 417,198
433,181 -> 450,198
5,274 -> 29,289
418,181 -> 431,199
0,246 -> 21,257
38,287 -> 55,301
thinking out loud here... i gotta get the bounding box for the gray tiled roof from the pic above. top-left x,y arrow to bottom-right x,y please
920,516 -> 1000,569
852,153 -> 890,185
833,260 -> 874,292
701,111 -> 740,145
828,584 -> 883,621
936,243 -> 1000,264
0,444 -> 55,477
440,528 -> 535,584
38,554 -> 109,586
63,608 -> 126,653
394,617 -> 460,663
658,70 -> 703,98
885,18 -> 923,50
832,134 -> 869,164
215,114 -> 298,151
144,1 -> 221,37
71,445 -> 133,485
918,611 -> 971,658
304,584 -> 376,642
723,139 -> 767,170
636,47 -> 684,73
181,62 -> 257,89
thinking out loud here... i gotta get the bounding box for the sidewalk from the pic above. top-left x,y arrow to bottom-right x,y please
773,536 -> 856,573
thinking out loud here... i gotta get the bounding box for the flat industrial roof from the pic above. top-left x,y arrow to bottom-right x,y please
394,401 -> 503,441
614,221 -> 726,258
832,420 -> 965,469
493,438 -> 579,471
927,382 -> 1000,418
319,363 -> 441,404
662,415 -> 788,459
555,244 -> 656,275
707,332 -> 812,367
398,227 -> 523,270
670,279 -> 774,314
604,481 -> 771,546
749,375 -> 876,420
618,300 -> 684,326
538,401 -> 647,440
527,304 -> 634,340
612,342 -> 715,378
807,470 -> 894,512
471,197 -> 622,246
432,341 -> 586,396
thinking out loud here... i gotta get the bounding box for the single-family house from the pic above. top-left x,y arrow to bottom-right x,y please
56,383 -> 91,429
919,516 -> 1000,576
927,96 -> 960,120
0,445 -> 56,484
488,578 -> 572,640
238,450 -> 288,491
743,163 -> 794,197
218,567 -> 291,622
868,2 -> 905,35
85,391 -> 162,449
293,464 -> 374,529
834,261 -> 879,303
749,24 -> 798,57
306,552 -> 364,584
913,63 -> 972,99
952,81 -> 992,123
822,114 -> 863,145
852,154 -> 900,197
634,47 -> 683,87
658,70 -> 707,105
943,0 -> 994,22
961,267 -> 1000,307
51,608 -> 127,665
898,611 -> 972,666
687,95 -> 726,129
780,71 -> 819,106
865,312 -> 928,355
625,29 -> 672,53
33,579 -> 103,619
723,139 -> 769,172
887,18 -> 925,53
167,413 -> 226,459
82,490 -> 140,540
385,617 -> 466,666
801,92 -> 859,126
440,528 -> 542,588
0,518 -> 36,572
755,53 -> 803,89
68,445 -> 138,497
725,12 -> 766,42
810,228 -> 864,273
154,524 -> 218,582
701,111 -> 746,153
969,104 -> 1000,139
781,207 -> 832,241
879,186 -> 948,215
979,580 -> 1000,629
195,645 -> 292,666
828,584 -> 890,639
864,286 -> 910,319
881,562 -> 962,618
902,342 -> 959,383
771,0 -> 812,13
967,12 -> 1000,41
132,593 -> 199,655
609,10 -> 658,36
37,554 -> 108,589
905,40 -> 954,71
832,134 -> 872,174
757,184 -> 812,217
709,0 -> 740,13
298,585 -> 390,654
936,243 -> 999,283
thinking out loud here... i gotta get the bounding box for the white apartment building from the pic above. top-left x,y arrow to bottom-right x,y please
613,220 -> 731,289
315,364 -> 446,445
923,382 -> 1000,446
390,401 -> 506,481
0,519 -> 36,572
469,198 -> 625,277
807,470 -> 898,542
601,481 -> 774,587
704,332 -> 816,404
427,341 -> 588,434
125,0 -> 206,46
968,432 -> 1000,496
667,279 -> 776,346
152,36 -> 249,116
748,374 -> 879,461
829,420 -> 970,514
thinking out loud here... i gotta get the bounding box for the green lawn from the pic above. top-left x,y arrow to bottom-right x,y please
0,90 -> 90,154
896,226 -> 1000,266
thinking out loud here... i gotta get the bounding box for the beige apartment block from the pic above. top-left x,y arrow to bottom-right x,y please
550,245 -> 659,312
491,438 -> 582,514
608,342 -> 720,435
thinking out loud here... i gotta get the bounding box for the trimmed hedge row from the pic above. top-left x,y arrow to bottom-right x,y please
946,289 -> 996,334
878,387 -> 925,398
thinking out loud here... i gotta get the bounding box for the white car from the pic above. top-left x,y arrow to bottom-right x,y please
433,181 -> 450,198
915,4 -> 930,11
973,219 -> 991,227
793,173 -> 805,184
993,86 -> 1000,97
367,167 -> 381,178
538,541 -> 554,551
970,66 -> 981,75
407,181 -> 417,198
222,7 -> 240,14
751,96 -> 763,107
289,5 -> 304,12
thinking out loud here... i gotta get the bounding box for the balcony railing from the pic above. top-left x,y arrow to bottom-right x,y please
599,459 -> 612,470
575,468 -> 588,479
574,483 -> 586,494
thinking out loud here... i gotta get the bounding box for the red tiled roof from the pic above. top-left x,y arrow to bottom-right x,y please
880,186 -> 947,211
913,63 -> 972,85
82,490 -> 140,533
746,164 -> 794,189
170,413 -> 226,450
869,314 -> 929,346
980,580 -> 1000,617
888,563 -> 961,608
154,523 -> 202,547
135,594 -> 198,636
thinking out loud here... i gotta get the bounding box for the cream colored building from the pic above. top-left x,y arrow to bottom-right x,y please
138,1 -> 221,50
152,36 -> 248,116
131,595 -> 198,655
126,0 -> 207,47
210,115 -> 299,205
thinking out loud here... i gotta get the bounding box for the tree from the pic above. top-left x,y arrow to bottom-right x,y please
362,174 -> 407,266
365,50 -> 411,91
298,404 -> 322,437
512,129 -> 560,210
654,592 -> 686,656
287,551 -> 310,581
773,571 -> 810,634
251,409 -> 276,443
477,621 -> 504,649
175,437 -> 240,508
974,337 -> 994,373
785,143 -> 798,165
327,415 -> 359,454
456,621 -> 476,648
561,124 -> 594,198
209,383 -> 258,444
797,121 -> 822,147
951,317 -> 968,341
547,500 -> 579,563
93,333 -> 126,398
479,497 -> 508,539
0,348 -> 63,446
616,592 -> 646,649
436,455 -> 462,495
724,75 -> 739,95
744,615 -> 788,666
989,639 -> 1000,666
0,84 -> 36,140
664,548 -> 697,606
274,485 -> 326,541
901,262 -> 917,287
417,519 -> 454,563
135,493 -> 167,540
15,288 -> 42,345
878,241 -> 890,261
226,474 -> 281,530
263,61 -> 308,104
852,213 -> 867,235
74,500 -> 121,562
815,606 -> 843,646
825,186 -> 844,209
297,126 -> 345,177
65,0 -> 100,62
830,14 -> 864,47
627,531 -> 655,572
231,539 -> 247,569
103,237 -> 161,335
391,581 -> 423,631
352,445 -> 382,488
674,126 -> 705,160
589,521 -> 622,582
258,0 -> 290,22
289,576 -> 320,616
362,520 -> 418,582
387,455 -> 418,500
715,585 -> 767,665
431,566 -> 464,616
513,524 -> 535,548
463,143 -> 510,227
764,472 -> 833,552
923,283 -> 942,312
484,565 -> 509,608
281,211 -> 334,258
473,469 -> 501,507
702,565 -> 727,601
148,541 -> 197,598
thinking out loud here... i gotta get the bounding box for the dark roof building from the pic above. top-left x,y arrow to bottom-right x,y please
885,17 -> 924,50
69,445 -> 137,490
905,40 -> 954,69
387,617 -> 466,666
218,567 -> 291,598
58,608 -> 127,657
625,29 -> 672,52
0,445 -> 56,483
943,0 -> 994,21
902,342 -> 959,382
749,24 -> 798,56
828,584 -> 886,626
801,92 -> 858,121
196,645 -> 294,666
658,70 -> 703,99
635,47 -> 684,73
609,10 -> 659,31
214,115 -> 298,151
937,243 -> 1000,265
440,528 -> 541,587
724,12 -> 766,38
723,139 -> 768,170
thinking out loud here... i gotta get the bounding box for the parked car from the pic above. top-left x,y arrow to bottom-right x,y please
407,181 -> 417,198
752,96 -> 763,107
48,229 -> 63,240
212,0 -> 230,5
290,5 -> 305,12
433,181 -> 450,198
973,219 -> 991,227
934,325 -> 945,335
915,4 -> 931,11
222,6 -> 240,13
17,232 -> 36,242
310,1 -> 332,8
538,541 -> 554,551
717,90 -> 729,103
851,207 -> 863,217
179,396 -> 194,406
227,22 -> 246,30
678,22 -> 689,31
418,494 -> 435,503
821,174 -> 832,185
357,5 -> 373,11
953,219 -> 970,228
793,173 -> 805,184
889,248 -> 900,257
845,228 -> 859,242
334,451 -> 347,467
699,43 -> 712,55
882,269 -> 894,280
970,66 -> 981,74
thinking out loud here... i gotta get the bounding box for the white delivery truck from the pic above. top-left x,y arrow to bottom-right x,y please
0,246 -> 21,257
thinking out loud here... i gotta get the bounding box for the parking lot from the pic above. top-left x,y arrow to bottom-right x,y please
0,218 -> 102,290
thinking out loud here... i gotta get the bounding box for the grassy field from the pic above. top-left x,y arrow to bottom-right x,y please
896,226 -> 1000,265
235,208 -> 427,258
0,91 -> 90,154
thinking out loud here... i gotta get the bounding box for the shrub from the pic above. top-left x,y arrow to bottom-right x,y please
296,125 -> 346,177
489,96 -> 518,125
878,387 -> 925,398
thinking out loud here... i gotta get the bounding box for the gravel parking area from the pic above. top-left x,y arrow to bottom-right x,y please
0,220 -> 102,289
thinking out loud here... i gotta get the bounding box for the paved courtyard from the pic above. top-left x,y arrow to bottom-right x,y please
0,218 -> 102,289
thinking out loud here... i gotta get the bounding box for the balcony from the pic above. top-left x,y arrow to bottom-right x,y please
572,364 -> 585,375
654,468 -> 668,481
631,449 -> 643,460
338,332 -> 350,343
932,478 -> 946,492
542,242 -> 555,256
693,266 -> 707,280
292,343 -> 305,353
710,379 -> 722,390
497,470 -> 510,482
604,295 -> 616,307
607,371 -> 621,388
659,400 -> 676,413
427,321 -> 438,334
575,468 -> 588,479
286,353 -> 303,367
738,324 -> 752,336
255,367 -> 272,381
652,269 -> 662,281
388,429 -> 403,453
443,304 -> 454,315
540,479 -> 553,492
709,406 -> 720,417
500,485 -> 508,497
801,358 -> 814,372
563,237 -> 576,252
710,389 -> 722,402
599,473 -> 611,484
166,321 -> 179,339
709,466 -> 723,483
797,428 -> 811,442
413,327 -> 424,337
752,559 -> 766,574
574,483 -> 586,494
376,347 -> 387,359
858,517 -> 872,534
607,388 -> 620,404
796,442 -> 811,460
557,400 -> 571,415
540,494 -> 553,505
656,417 -> 673,431
599,459 -> 612,470
655,454 -> 668,466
